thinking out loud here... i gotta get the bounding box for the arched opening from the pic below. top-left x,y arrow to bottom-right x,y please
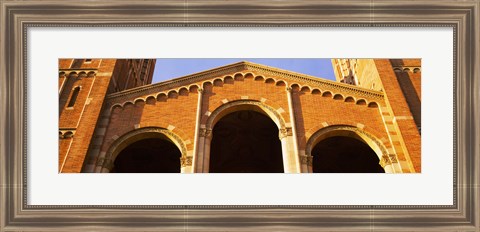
311,136 -> 384,173
67,86 -> 80,107
110,136 -> 182,173
209,110 -> 284,173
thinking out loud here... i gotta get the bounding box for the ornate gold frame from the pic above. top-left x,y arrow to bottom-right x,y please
1,0 -> 478,231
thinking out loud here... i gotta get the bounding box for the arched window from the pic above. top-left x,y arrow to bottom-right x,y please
67,87 -> 80,107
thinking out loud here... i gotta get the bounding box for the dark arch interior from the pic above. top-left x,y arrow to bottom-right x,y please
209,110 -> 284,173
312,136 -> 385,173
111,137 -> 181,173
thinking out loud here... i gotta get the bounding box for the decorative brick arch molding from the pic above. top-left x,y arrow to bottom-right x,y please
207,100 -> 287,129
305,125 -> 402,173
96,127 -> 190,173
195,100 -> 300,173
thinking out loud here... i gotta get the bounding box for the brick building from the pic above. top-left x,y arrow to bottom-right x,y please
58,59 -> 421,173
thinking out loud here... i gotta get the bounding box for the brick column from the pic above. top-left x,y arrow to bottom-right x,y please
94,152 -> 106,173
180,155 -> 193,173
301,151 -> 314,173
58,72 -> 67,95
285,87 -> 301,173
83,109 -> 112,173
192,88 -> 204,173
375,59 -> 420,173
377,106 -> 406,173
200,129 -> 212,172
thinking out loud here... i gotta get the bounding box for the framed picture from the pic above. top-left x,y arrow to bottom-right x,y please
1,0 -> 478,231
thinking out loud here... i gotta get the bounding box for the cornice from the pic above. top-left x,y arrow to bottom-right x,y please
105,61 -> 384,105
106,62 -> 248,101
59,68 -> 97,78
243,61 -> 384,99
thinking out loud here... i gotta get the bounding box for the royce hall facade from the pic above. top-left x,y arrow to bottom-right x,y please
58,59 -> 421,173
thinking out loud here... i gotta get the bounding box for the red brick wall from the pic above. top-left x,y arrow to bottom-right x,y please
59,74 -> 94,128
59,59 -> 117,172
58,138 -> 72,169
202,74 -> 291,124
59,59 -> 73,68
375,59 -> 421,172
393,59 -> 421,128
295,89 -> 388,150
101,91 -> 199,154
106,59 -> 157,93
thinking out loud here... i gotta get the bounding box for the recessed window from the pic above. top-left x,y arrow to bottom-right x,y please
85,59 -> 92,63
67,87 -> 80,107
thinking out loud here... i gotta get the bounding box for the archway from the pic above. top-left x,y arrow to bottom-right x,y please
111,137 -> 181,173
311,136 -> 384,173
209,110 -> 284,173
306,125 -> 391,173
101,127 -> 187,173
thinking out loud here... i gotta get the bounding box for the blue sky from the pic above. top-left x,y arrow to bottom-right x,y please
152,59 -> 335,83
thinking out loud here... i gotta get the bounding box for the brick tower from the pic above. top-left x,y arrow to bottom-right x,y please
58,59 -> 156,172
332,59 -> 421,172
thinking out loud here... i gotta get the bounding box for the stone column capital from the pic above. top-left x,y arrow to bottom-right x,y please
388,154 -> 398,163
95,156 -> 114,170
278,127 -> 293,139
299,155 -> 313,166
199,128 -> 212,138
380,154 -> 396,167
180,156 -> 193,167
95,157 -> 105,167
